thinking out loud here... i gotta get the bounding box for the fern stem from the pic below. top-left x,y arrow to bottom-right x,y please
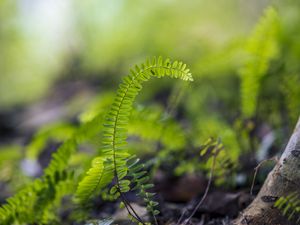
118,187 -> 146,224
111,68 -> 146,224
181,154 -> 217,225
152,211 -> 158,225
110,60 -> 190,222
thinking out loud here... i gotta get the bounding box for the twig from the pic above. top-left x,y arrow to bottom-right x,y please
250,156 -> 278,196
180,154 -> 217,225
176,208 -> 187,225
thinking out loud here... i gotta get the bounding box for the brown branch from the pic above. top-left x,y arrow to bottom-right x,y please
233,116 -> 300,225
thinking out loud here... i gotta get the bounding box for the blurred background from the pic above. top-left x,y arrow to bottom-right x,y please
0,0 -> 270,109
1,0 -> 300,222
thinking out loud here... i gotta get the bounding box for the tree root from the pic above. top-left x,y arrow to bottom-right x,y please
232,117 -> 300,225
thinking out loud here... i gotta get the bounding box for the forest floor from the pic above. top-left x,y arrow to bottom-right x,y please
0,81 -> 275,225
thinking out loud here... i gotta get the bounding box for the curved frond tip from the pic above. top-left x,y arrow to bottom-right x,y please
76,56 -> 193,202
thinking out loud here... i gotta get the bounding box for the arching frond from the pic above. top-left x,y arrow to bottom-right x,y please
0,56 -> 193,224
240,7 -> 280,117
0,102 -> 108,224
76,56 -> 193,204
281,74 -> 300,126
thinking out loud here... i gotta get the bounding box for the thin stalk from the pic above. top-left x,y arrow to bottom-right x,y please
181,154 -> 217,225
117,186 -> 146,224
250,157 -> 277,195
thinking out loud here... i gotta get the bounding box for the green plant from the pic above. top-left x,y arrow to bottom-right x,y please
76,56 -> 193,223
275,192 -> 300,223
281,74 -> 300,126
0,56 -> 193,225
239,7 -> 280,118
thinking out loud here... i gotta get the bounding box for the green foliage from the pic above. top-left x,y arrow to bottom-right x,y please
0,56 -> 192,224
173,117 -> 239,184
174,137 -> 236,187
0,98 -> 109,224
239,7 -> 280,118
26,123 -> 76,160
0,145 -> 22,182
0,170 -> 74,224
128,105 -> 186,151
2,2 -> 300,225
128,156 -> 159,218
76,157 -> 114,201
1,5 -> 300,223
192,117 -> 240,160
76,56 -> 193,223
281,74 -> 300,126
275,192 -> 300,223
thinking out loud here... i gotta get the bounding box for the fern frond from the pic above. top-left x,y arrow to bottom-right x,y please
128,156 -> 160,220
76,56 -> 193,203
32,170 -> 75,224
104,56 -> 193,178
193,117 -> 239,178
240,7 -> 280,117
0,170 -> 74,224
0,101 -> 108,224
281,74 -> 300,126
275,192 -> 300,223
76,157 -> 114,201
128,105 -> 186,150
174,136 -> 237,187
0,57 -> 192,224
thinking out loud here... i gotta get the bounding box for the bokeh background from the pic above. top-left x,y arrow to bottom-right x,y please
1,0 -> 271,109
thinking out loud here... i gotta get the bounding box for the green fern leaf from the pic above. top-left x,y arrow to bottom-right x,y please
76,157 -> 114,201
76,56 -> 193,202
240,7 -> 280,117
275,192 -> 300,223
0,101 -> 108,224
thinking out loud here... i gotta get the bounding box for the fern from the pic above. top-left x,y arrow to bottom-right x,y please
76,157 -> 114,201
128,105 -> 186,150
0,170 -> 74,224
275,192 -> 300,223
187,117 -> 239,184
76,56 -> 192,222
128,156 -> 159,219
174,138 -> 228,176
281,74 -> 300,126
239,7 -> 280,118
0,101 -> 108,224
0,56 -> 192,224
